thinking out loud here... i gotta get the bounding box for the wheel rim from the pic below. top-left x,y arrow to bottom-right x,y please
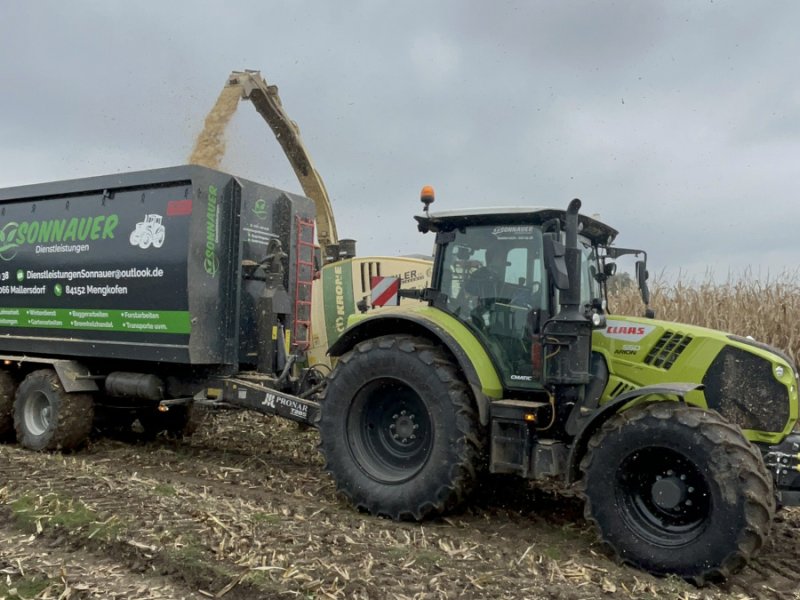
24,391 -> 53,436
615,447 -> 712,547
346,378 -> 432,484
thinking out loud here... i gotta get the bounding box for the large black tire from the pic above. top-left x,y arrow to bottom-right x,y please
580,402 -> 774,583
0,370 -> 17,440
319,335 -> 485,521
14,369 -> 94,451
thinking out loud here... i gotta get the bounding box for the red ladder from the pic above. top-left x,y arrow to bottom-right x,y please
293,217 -> 316,350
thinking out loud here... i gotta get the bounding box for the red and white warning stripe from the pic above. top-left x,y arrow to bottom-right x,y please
370,276 -> 400,307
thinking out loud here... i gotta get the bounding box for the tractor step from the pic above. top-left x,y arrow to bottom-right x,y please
490,399 -> 550,422
489,399 -> 566,479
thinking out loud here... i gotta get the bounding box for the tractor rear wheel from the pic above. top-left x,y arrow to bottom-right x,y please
581,402 -> 774,583
0,370 -> 17,440
319,335 -> 484,521
14,369 -> 94,451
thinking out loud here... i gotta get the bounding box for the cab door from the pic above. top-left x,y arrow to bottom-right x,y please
437,224 -> 548,391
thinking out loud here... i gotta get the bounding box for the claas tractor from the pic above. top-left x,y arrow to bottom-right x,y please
318,192 -> 800,582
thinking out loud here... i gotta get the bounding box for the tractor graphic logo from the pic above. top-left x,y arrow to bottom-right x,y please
130,214 -> 166,249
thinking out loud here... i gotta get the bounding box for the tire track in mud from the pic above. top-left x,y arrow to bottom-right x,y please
4,411 -> 800,599
0,442 -> 617,599
0,519 -> 199,599
138,427 -> 800,600
724,512 -> 800,600
0,446 -> 290,599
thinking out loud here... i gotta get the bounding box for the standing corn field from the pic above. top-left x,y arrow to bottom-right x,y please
609,269 -> 800,367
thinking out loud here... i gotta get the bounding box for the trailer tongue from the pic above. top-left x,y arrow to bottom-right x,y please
194,375 -> 320,426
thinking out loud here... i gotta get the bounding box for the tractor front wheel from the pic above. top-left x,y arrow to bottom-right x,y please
581,402 -> 774,583
319,335 -> 484,521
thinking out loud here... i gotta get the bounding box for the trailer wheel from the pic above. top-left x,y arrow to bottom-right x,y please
580,402 -> 774,583
319,335 -> 485,521
14,370 -> 94,451
0,370 -> 17,440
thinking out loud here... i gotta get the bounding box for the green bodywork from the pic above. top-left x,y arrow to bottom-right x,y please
344,304 -> 504,398
593,314 -> 798,444
343,307 -> 798,446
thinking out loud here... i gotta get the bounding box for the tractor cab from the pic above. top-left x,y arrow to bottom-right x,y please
416,202 -> 618,393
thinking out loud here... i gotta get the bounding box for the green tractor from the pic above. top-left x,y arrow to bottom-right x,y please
318,194 -> 798,582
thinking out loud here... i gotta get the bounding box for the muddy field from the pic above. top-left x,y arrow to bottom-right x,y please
1,412 -> 800,600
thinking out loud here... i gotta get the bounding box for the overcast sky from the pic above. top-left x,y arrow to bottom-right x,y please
2,1 -> 799,282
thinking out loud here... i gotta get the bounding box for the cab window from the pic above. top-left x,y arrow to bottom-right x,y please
438,224 -> 547,389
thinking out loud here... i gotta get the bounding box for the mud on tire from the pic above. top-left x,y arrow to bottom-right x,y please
580,402 -> 775,583
14,369 -> 94,451
0,370 -> 17,441
319,335 -> 485,521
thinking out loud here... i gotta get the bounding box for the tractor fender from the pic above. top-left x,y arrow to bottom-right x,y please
566,382 -> 704,484
327,313 -> 498,425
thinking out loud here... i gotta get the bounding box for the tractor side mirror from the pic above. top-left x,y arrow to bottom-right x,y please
635,260 -> 650,306
603,262 -> 617,277
543,234 -> 569,290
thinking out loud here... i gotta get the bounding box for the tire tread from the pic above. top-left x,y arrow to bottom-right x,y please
320,334 -> 485,521
580,402 -> 774,583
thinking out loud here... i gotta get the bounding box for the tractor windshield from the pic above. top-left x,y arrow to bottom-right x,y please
439,225 -> 548,316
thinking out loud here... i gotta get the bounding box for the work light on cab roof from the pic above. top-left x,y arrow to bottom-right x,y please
420,185 -> 435,214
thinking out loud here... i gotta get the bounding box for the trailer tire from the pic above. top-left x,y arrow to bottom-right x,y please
580,402 -> 774,584
0,370 -> 17,440
14,369 -> 94,451
319,335 -> 485,521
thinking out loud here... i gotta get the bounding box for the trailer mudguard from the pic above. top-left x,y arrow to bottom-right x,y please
327,307 -> 504,425
565,382 -> 704,483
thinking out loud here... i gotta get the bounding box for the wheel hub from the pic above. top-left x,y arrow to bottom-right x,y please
616,447 -> 710,547
347,378 -> 433,484
390,410 -> 418,443
24,392 -> 52,436
651,477 -> 686,510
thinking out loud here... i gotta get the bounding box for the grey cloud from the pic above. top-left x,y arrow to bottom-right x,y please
1,1 -> 800,278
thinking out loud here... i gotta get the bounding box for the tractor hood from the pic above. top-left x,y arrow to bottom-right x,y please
593,315 -> 799,443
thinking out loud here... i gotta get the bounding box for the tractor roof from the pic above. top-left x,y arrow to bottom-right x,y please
415,206 -> 618,246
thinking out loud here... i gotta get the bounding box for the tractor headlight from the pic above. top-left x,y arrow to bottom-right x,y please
775,365 -> 786,379
591,312 -> 605,328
